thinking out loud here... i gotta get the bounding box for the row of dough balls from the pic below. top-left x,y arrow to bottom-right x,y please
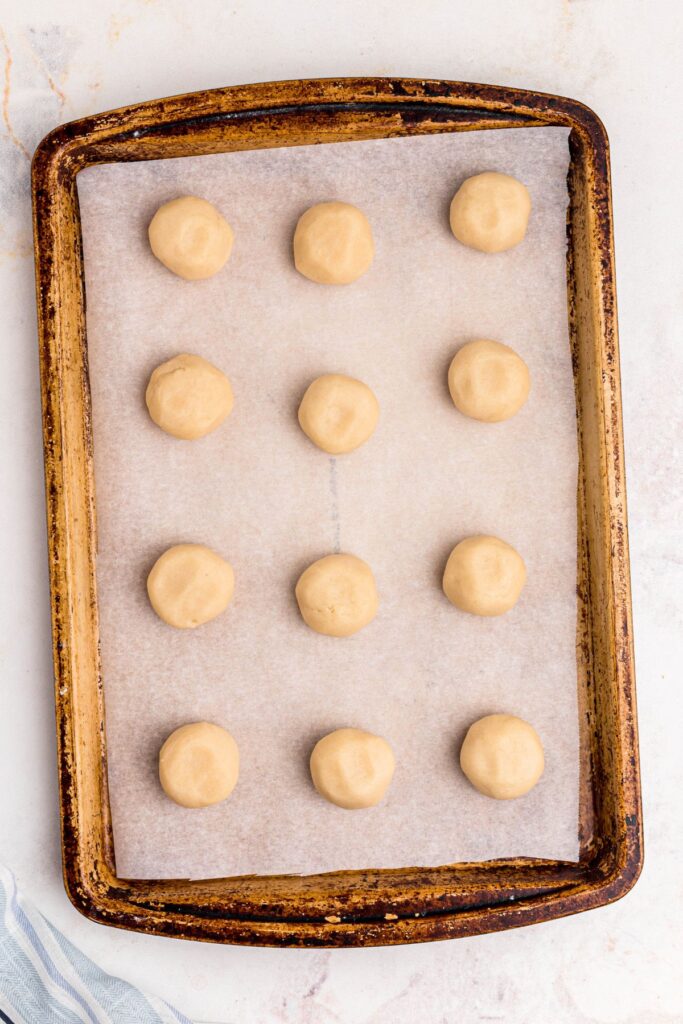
159,716 -> 545,810
147,541 -> 526,634
148,171 -> 531,283
146,341 -> 530,449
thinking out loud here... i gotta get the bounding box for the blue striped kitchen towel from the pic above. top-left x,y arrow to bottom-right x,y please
0,864 -> 192,1024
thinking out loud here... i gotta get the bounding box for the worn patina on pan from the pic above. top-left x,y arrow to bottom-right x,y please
31,78 -> 642,947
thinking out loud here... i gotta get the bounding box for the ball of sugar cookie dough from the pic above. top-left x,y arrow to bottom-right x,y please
310,728 -> 395,809
448,339 -> 530,423
159,722 -> 239,808
147,544 -> 234,629
298,374 -> 379,454
293,201 -> 374,284
443,535 -> 526,616
449,172 -> 531,253
295,554 -> 378,637
146,353 -> 234,440
148,196 -> 234,279
460,714 -> 544,799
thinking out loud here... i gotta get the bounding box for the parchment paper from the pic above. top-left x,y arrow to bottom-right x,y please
78,126 -> 579,878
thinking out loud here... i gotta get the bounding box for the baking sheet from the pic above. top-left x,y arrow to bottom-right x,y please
78,126 -> 579,878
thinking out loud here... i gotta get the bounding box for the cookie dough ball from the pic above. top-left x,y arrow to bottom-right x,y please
148,196 -> 234,279
449,172 -> 531,253
159,722 -> 239,808
298,374 -> 379,454
448,340 -> 530,423
147,544 -> 234,629
310,728 -> 395,809
295,554 -> 378,637
293,201 -> 374,284
460,714 -> 544,799
443,535 -> 526,616
146,354 -> 234,440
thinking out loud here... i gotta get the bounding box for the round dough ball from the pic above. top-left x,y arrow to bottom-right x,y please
147,544 -> 234,629
293,201 -> 374,285
449,172 -> 531,253
295,554 -> 378,637
310,728 -> 395,809
298,374 -> 379,454
159,722 -> 239,808
448,339 -> 530,423
148,196 -> 234,279
146,353 -> 234,440
442,535 -> 526,616
460,714 -> 544,799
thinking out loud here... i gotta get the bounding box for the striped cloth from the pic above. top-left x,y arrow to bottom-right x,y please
0,865 -> 192,1024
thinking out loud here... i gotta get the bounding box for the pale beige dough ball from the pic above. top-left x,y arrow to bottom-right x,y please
443,535 -> 526,616
298,374 -> 379,454
448,339 -> 530,423
310,728 -> 395,809
145,353 -> 234,440
449,172 -> 531,253
295,553 -> 378,637
148,196 -> 234,279
293,201 -> 374,284
159,722 -> 239,808
147,544 -> 234,629
460,714 -> 544,799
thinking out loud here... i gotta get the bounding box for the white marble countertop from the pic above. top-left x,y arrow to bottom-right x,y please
0,2 -> 680,1021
